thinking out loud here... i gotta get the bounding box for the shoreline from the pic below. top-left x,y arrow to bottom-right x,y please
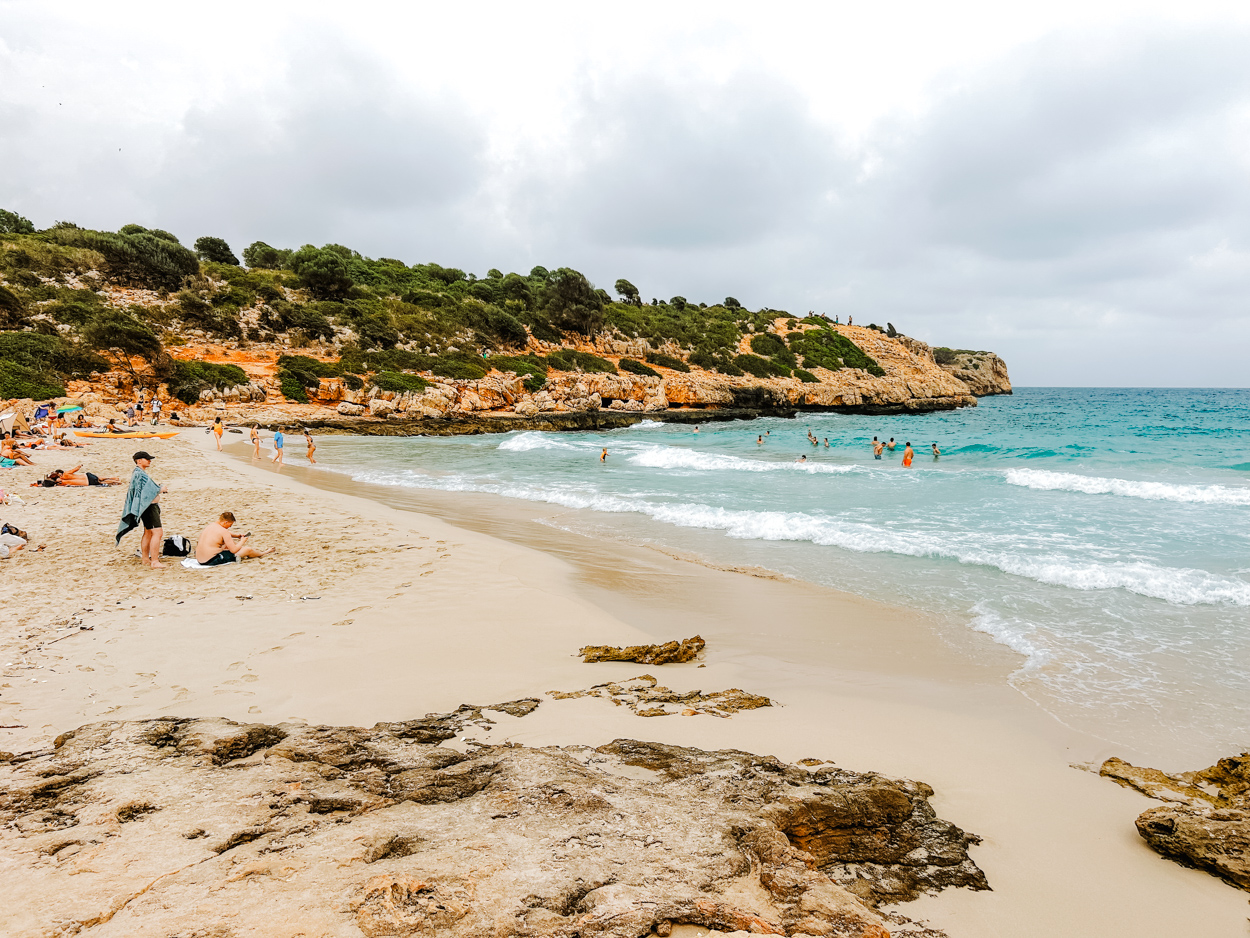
1,434 -> 1246,935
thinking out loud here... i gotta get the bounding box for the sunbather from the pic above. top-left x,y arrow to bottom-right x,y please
36,465 -> 121,487
194,511 -> 275,565
1,433 -> 35,466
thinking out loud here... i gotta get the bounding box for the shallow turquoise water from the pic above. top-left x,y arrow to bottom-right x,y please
307,388 -> 1250,758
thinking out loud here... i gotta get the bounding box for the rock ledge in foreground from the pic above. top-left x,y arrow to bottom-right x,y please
1,710 -> 988,937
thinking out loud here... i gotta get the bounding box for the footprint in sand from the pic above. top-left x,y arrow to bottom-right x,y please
332,620 -> 354,627
348,606 -> 371,614
226,661 -> 244,671
241,674 -> 258,683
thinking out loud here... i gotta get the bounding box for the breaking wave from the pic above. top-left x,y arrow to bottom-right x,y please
1005,468 -> 1250,506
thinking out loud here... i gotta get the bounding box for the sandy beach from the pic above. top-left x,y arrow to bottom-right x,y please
1,430 -> 1246,937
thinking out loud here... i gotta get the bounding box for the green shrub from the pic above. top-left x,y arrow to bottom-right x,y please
168,359 -> 250,404
343,374 -> 364,390
371,371 -> 428,393
432,359 -> 487,380
794,368 -> 819,383
289,244 -> 353,298
48,227 -> 199,291
0,284 -> 25,325
193,236 -> 239,265
733,354 -> 791,378
933,347 -> 957,365
749,333 -> 786,357
0,331 -> 105,378
0,360 -> 64,399
0,209 -> 36,234
543,348 -> 617,374
176,290 -> 242,338
279,373 -> 309,403
789,328 -> 885,376
242,241 -> 290,269
619,358 -> 659,377
644,351 -> 689,372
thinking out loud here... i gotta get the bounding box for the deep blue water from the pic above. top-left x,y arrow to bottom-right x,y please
305,388 -> 1250,757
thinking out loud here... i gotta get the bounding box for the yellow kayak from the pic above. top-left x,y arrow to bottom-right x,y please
74,430 -> 181,439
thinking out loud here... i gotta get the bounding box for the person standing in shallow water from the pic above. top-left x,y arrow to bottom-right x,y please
873,438 -> 884,459
902,442 -> 914,467
887,437 -> 896,452
250,425 -> 260,458
271,427 -> 285,465
305,429 -> 316,464
931,442 -> 941,459
600,448 -> 608,462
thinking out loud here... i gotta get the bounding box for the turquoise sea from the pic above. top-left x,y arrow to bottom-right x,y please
308,388 -> 1250,759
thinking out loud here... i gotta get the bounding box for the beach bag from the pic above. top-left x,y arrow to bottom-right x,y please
162,534 -> 192,557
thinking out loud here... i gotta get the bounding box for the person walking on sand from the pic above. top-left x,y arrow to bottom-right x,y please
195,511 -> 275,565
150,396 -> 162,425
271,427 -> 285,465
117,451 -> 168,568
212,415 -> 224,451
600,448 -> 608,462
304,429 -> 316,464
250,425 -> 260,458
931,442 -> 941,458
873,438 -> 884,459
902,442 -> 914,468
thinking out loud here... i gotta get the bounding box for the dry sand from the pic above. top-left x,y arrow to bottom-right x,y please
0,430 -> 1246,936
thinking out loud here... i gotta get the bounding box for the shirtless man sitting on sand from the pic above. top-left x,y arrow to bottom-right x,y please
195,511 -> 276,566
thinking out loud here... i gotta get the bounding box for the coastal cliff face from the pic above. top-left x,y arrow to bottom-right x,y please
0,710 -> 987,937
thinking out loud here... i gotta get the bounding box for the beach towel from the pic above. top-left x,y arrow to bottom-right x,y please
180,556 -> 234,569
116,467 -> 162,544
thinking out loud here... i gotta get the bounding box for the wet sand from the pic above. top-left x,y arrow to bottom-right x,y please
0,431 -> 1245,936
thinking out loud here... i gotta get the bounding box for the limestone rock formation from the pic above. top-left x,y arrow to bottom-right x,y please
548,674 -> 774,718
0,709 -> 987,938
934,351 -> 1012,397
1101,753 -> 1250,890
580,635 -> 706,665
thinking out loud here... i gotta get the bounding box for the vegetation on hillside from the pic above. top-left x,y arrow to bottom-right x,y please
0,214 -> 892,398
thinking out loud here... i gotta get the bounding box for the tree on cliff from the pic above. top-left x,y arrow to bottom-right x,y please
0,208 -> 35,234
614,278 -> 641,305
539,268 -> 604,336
288,244 -> 353,299
242,241 -> 291,269
193,236 -> 240,266
82,310 -> 164,385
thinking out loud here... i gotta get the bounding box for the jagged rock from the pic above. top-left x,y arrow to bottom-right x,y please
514,400 -> 539,416
337,401 -> 366,416
580,635 -> 705,664
1101,753 -> 1250,891
549,674 -> 771,718
936,351 -> 1013,396
0,709 -> 986,937
369,398 -> 396,417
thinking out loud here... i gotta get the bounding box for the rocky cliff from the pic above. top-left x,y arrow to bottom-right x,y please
0,707 -> 989,937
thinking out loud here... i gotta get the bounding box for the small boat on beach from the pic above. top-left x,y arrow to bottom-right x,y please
73,430 -> 181,439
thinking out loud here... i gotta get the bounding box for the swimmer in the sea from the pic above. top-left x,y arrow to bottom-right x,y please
796,455 -> 807,463
757,435 -> 763,445
902,442 -> 914,467
873,438 -> 884,459
693,426 -> 699,433
600,448 -> 608,462
931,442 -> 940,458
887,437 -> 896,452
824,438 -> 829,447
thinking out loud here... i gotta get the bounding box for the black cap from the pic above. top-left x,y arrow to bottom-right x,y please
133,451 -> 155,462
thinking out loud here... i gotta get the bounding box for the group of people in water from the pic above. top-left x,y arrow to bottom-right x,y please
596,426 -> 943,466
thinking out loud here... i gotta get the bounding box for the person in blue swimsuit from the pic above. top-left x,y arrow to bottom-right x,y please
271,427 -> 285,465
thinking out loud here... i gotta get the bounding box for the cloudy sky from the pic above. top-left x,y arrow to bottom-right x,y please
3,0 -> 1249,386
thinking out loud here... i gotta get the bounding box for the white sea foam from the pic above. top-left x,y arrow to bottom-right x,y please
1005,468 -> 1250,506
497,432 -> 584,453
626,445 -> 856,474
968,604 -> 1051,670
349,467 -> 1250,607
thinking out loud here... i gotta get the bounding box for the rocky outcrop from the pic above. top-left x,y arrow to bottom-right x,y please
548,674 -> 772,718
0,709 -> 987,938
580,635 -> 705,664
934,351 -> 1012,396
1101,753 -> 1250,890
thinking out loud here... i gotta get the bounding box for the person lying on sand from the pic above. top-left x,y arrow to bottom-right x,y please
0,522 -> 44,558
195,511 -> 275,566
1,433 -> 35,466
35,465 -> 120,487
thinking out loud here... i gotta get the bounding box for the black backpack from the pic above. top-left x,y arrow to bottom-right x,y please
161,535 -> 192,557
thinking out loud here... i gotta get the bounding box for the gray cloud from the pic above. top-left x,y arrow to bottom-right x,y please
2,18 -> 1249,385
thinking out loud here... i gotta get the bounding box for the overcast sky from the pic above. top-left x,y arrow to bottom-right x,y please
3,0 -> 1249,386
